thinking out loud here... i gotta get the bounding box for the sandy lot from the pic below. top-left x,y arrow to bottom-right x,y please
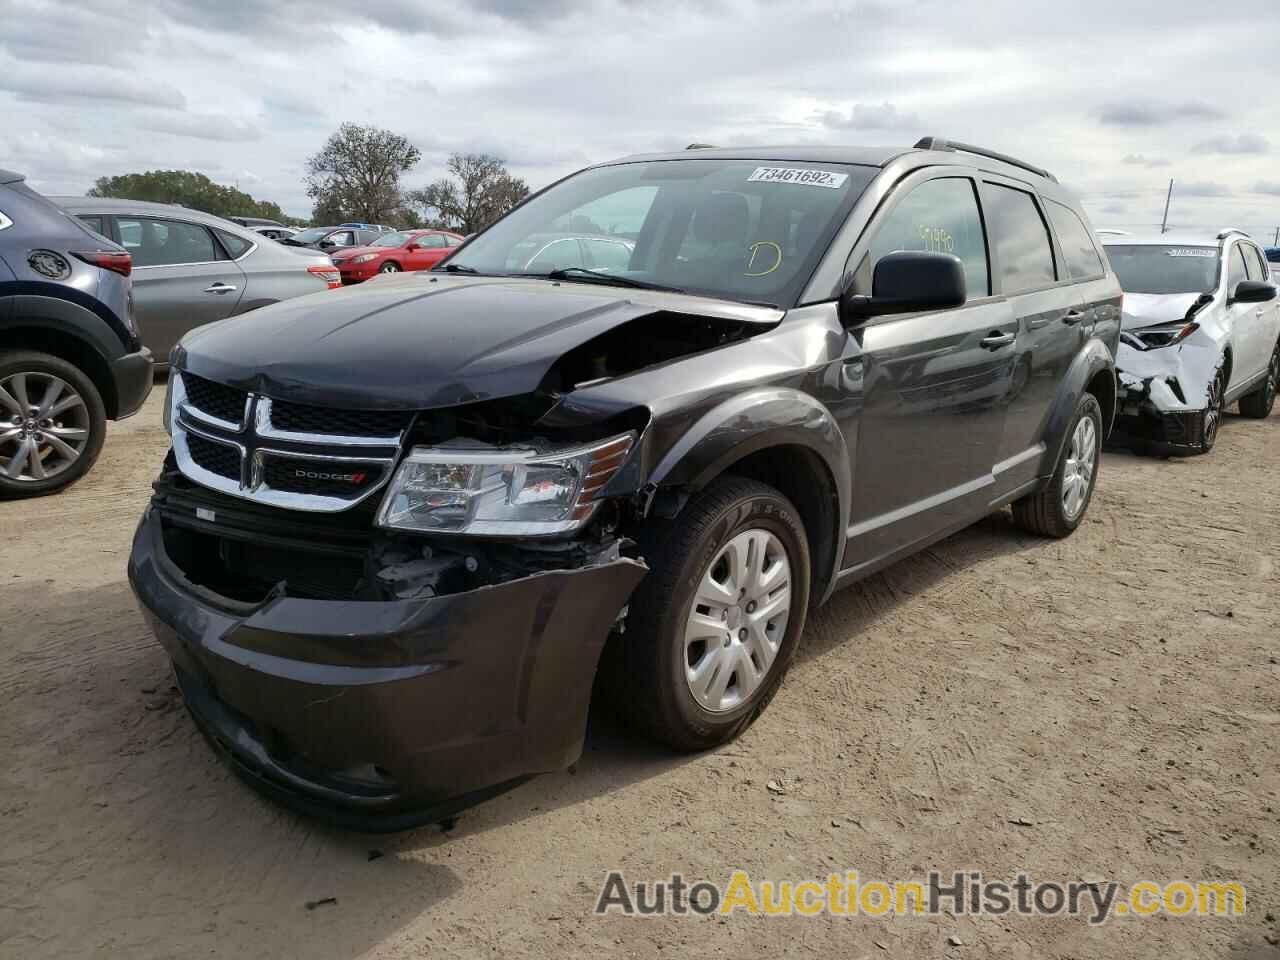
1,386 -> 1277,959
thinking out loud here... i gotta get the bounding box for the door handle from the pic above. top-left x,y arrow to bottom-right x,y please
980,332 -> 1016,350
203,282 -> 238,294
1063,310 -> 1085,325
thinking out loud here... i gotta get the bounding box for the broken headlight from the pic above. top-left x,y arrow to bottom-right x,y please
376,433 -> 634,536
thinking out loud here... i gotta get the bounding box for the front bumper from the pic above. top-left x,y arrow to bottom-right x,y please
110,347 -> 154,419
1113,340 -> 1217,453
337,266 -> 376,284
127,506 -> 646,830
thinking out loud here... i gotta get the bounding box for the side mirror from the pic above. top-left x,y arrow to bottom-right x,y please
839,251 -> 967,325
405,242 -> 421,251
1231,279 -> 1277,304
319,239 -> 335,248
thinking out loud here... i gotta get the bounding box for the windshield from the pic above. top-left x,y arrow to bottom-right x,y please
442,159 -> 877,306
373,231 -> 412,247
292,227 -> 331,243
1105,244 -> 1220,295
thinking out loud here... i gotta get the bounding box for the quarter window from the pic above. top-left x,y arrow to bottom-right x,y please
1044,200 -> 1104,280
116,218 -> 219,267
980,183 -> 1057,294
1227,244 -> 1248,292
77,214 -> 107,237
216,230 -> 253,259
867,177 -> 990,299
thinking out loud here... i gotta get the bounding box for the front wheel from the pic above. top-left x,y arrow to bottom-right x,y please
379,261 -> 401,274
1197,366 -> 1226,453
1239,340 -> 1279,419
617,477 -> 811,751
1012,392 -> 1102,538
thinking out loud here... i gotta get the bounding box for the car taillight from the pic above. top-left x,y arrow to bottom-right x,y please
72,249 -> 132,277
308,264 -> 341,289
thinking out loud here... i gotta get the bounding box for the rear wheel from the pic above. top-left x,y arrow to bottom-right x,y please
1239,340 -> 1279,419
379,261 -> 401,274
1012,393 -> 1102,538
0,351 -> 106,499
616,477 -> 810,751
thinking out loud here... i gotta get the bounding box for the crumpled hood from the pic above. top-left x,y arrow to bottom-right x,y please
1121,292 -> 1204,331
173,274 -> 779,410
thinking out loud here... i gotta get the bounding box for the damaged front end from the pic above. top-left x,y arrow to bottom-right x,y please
1113,294 -> 1224,453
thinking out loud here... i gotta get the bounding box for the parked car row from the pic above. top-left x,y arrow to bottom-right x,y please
5,139 -> 1277,835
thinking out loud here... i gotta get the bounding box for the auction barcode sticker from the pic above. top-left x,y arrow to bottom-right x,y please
748,167 -> 849,189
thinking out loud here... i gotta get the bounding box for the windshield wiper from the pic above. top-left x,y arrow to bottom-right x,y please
540,267 -> 683,294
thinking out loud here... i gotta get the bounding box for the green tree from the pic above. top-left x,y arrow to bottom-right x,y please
304,123 -> 420,224
408,153 -> 530,234
87,170 -> 288,221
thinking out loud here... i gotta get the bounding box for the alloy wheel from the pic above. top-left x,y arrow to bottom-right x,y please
683,528 -> 792,714
0,372 -> 91,482
1061,414 -> 1097,521
1266,344 -> 1280,408
380,262 -> 400,273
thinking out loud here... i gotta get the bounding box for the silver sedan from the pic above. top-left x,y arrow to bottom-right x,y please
55,198 -> 339,365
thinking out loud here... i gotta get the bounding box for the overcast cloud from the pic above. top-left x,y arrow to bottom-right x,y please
2,0 -> 1278,234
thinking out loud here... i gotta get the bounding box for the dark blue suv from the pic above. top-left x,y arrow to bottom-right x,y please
0,169 -> 152,497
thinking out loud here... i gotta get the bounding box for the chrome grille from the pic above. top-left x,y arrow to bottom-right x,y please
169,373 -> 404,513
268,399 -> 411,440
181,373 -> 249,428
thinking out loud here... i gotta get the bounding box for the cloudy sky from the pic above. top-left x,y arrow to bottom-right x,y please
2,0 -> 1278,235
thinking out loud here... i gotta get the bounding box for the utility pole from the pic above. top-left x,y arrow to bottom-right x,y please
1160,179 -> 1174,235
1273,226 -> 1278,246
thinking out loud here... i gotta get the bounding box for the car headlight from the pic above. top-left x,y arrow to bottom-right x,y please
351,253 -> 378,264
376,432 -> 634,536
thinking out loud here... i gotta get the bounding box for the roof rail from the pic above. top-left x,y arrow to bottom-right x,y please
913,137 -> 1058,183
1216,227 -> 1250,240
685,143 -> 718,150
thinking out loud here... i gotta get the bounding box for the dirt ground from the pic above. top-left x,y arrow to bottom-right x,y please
1,385 -> 1278,960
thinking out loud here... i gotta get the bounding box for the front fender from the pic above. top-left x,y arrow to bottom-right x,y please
1040,337 -> 1116,477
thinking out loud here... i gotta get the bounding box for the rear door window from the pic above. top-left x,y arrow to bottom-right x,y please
116,217 -> 220,267
867,177 -> 990,299
1044,200 -> 1105,280
980,183 -> 1057,294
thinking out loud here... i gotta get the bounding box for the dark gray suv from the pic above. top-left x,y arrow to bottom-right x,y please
130,138 -> 1120,828
0,170 -> 152,497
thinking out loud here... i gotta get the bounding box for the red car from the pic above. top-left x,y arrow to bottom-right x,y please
330,229 -> 464,284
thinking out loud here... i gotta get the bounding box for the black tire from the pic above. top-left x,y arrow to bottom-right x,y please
0,350 -> 106,499
1196,364 -> 1226,454
1239,340 -> 1279,419
615,477 -> 811,752
1012,392 -> 1102,538
379,261 -> 401,273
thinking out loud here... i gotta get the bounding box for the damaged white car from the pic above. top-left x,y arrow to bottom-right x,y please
1102,230 -> 1280,454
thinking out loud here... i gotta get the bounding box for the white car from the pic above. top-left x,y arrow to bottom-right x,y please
1103,230 -> 1280,454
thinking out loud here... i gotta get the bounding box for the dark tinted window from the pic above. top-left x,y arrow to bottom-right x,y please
981,183 -> 1056,293
216,230 -> 253,259
117,218 -> 219,267
868,177 -> 989,299
1045,200 -> 1104,280
1227,244 -> 1248,291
